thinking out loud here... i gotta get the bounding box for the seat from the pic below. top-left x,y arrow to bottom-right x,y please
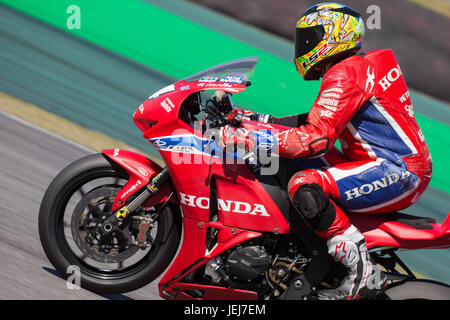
348,211 -> 450,250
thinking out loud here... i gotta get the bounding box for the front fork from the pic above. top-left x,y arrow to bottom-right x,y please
100,167 -> 170,236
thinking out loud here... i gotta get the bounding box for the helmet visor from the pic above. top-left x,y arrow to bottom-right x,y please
294,26 -> 325,59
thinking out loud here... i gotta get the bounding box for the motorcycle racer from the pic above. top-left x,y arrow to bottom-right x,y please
219,3 -> 432,300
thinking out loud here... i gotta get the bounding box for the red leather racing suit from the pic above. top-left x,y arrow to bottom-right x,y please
254,49 -> 433,238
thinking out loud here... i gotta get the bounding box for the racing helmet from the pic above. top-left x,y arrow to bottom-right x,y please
294,3 -> 365,80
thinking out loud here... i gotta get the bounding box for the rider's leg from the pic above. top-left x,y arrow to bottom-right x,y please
287,157 -> 421,299
288,169 -> 385,300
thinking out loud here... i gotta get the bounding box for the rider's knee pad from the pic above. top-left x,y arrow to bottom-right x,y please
292,183 -> 336,231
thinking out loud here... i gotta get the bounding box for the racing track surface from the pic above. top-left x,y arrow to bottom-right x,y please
0,111 -> 161,299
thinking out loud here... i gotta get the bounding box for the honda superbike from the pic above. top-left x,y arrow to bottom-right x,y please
39,57 -> 450,300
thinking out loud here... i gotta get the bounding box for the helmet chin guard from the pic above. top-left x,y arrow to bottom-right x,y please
294,3 -> 365,80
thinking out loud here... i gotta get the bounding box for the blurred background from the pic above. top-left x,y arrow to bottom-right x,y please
0,0 -> 448,299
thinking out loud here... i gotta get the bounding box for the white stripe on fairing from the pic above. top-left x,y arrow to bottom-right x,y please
326,158 -> 385,181
150,134 -> 212,155
150,134 -> 207,141
370,97 -> 418,155
346,122 -> 377,158
348,178 -> 420,213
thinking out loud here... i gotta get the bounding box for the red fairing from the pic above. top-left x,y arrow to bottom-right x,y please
102,149 -> 174,211
350,212 -> 450,250
158,217 -> 262,299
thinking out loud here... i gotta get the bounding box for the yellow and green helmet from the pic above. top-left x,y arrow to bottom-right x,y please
294,2 -> 365,80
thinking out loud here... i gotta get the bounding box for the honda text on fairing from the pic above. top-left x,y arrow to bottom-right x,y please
39,57 -> 450,300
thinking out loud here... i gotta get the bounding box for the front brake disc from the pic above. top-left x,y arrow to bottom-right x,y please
71,187 -> 139,263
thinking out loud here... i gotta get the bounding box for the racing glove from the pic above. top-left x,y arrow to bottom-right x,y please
229,108 -> 273,123
218,125 -> 256,153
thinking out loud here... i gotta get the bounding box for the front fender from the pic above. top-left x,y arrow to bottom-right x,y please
102,149 -> 176,211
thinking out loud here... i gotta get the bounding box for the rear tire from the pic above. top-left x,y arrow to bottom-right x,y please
382,279 -> 450,300
39,153 -> 181,294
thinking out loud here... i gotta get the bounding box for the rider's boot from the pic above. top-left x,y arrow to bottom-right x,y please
290,183 -> 387,300
317,225 -> 388,300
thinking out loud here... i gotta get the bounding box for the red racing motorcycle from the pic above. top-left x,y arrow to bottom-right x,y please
39,57 -> 450,300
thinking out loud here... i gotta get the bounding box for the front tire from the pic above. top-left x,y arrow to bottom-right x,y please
39,153 -> 181,294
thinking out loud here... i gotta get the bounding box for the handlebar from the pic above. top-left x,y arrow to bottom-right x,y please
204,92 -> 241,130
201,93 -> 273,172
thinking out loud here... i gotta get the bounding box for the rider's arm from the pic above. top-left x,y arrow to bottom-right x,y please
276,66 -> 366,159
232,108 -> 310,127
270,113 -> 309,127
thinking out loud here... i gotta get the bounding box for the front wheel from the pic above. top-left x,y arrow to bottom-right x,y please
39,153 -> 181,294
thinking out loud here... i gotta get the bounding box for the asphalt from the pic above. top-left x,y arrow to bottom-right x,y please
0,111 -> 161,300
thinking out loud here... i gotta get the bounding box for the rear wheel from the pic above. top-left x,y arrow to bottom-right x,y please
39,153 -> 181,294
382,279 -> 450,300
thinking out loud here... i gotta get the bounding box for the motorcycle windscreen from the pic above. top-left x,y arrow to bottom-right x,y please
183,56 -> 258,86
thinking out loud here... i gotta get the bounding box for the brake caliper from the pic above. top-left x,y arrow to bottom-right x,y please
132,214 -> 154,249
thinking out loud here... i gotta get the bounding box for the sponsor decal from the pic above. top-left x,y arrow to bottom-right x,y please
138,103 -> 144,114
365,66 -> 375,92
418,129 -> 425,142
198,82 -> 233,88
152,139 -> 166,148
318,96 -> 339,110
179,193 -> 270,217
399,90 -> 410,103
219,75 -> 244,84
120,180 -> 142,199
166,145 -> 198,153
378,65 -> 403,91
199,77 -> 218,82
161,97 -> 175,113
197,82 -> 240,92
256,122 -> 274,129
322,88 -> 343,94
137,167 -> 148,177
116,206 -> 130,221
252,130 -> 277,151
320,104 -> 337,111
319,109 -> 335,118
320,92 -> 340,98
293,177 -> 306,185
302,42 -> 329,68
344,171 -> 411,201
404,104 -> 414,117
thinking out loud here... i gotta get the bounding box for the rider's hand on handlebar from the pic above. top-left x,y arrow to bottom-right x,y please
227,107 -> 273,124
218,125 -> 256,153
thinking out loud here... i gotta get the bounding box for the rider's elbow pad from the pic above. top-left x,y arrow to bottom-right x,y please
307,137 -> 330,158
